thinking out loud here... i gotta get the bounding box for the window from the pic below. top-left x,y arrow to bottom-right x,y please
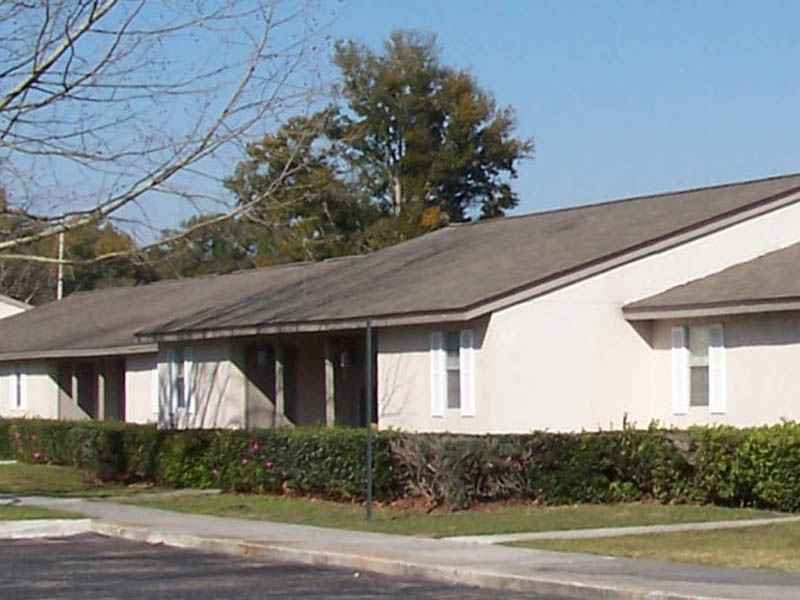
430,329 -> 475,417
671,323 -> 725,415
445,332 -> 461,409
10,366 -> 23,409
688,325 -> 710,407
174,348 -> 186,409
168,348 -> 193,412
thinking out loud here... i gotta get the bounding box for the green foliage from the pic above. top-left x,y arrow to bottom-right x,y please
7,419 -> 800,512
4,420 -> 398,501
332,30 -> 534,223
0,419 -> 11,459
220,29 -> 534,270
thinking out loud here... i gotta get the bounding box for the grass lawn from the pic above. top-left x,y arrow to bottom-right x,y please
512,521 -> 800,572
0,463 -> 157,497
122,494 -> 785,538
0,504 -> 84,520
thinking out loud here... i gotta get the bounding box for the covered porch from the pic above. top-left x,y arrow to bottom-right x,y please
56,357 -> 127,421
240,330 -> 377,429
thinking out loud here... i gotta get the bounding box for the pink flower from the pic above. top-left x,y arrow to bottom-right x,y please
241,458 -> 249,465
263,461 -> 273,470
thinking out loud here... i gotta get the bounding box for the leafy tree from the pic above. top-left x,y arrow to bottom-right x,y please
151,216 -> 260,280
226,29 -> 533,261
225,112 -> 379,263
334,30 -> 533,225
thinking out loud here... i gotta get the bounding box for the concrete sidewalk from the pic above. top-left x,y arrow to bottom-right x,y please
19,496 -> 800,600
444,515 -> 800,544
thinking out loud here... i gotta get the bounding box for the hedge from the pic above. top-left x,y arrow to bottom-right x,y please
5,418 -> 800,511
5,419 -> 399,500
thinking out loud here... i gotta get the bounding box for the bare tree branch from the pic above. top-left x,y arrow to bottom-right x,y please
0,0 -> 328,265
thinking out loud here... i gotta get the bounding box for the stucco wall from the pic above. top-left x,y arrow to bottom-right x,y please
651,314 -> 800,427
159,340 -> 246,429
0,360 -> 58,419
125,354 -> 158,424
378,193 -> 800,432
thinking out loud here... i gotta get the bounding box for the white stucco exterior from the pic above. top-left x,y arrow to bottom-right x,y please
378,193 -> 800,432
125,354 -> 158,424
0,360 -> 59,419
157,340 -> 247,429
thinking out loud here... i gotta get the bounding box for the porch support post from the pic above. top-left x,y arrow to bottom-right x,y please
324,337 -> 335,426
274,342 -> 286,426
96,362 -> 106,421
71,368 -> 78,406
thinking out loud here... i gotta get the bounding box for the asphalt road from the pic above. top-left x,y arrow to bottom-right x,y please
0,534 -> 566,599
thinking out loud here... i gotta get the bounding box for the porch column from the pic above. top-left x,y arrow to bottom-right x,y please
324,337 -> 335,426
96,362 -> 106,421
274,342 -> 286,426
71,369 -> 79,405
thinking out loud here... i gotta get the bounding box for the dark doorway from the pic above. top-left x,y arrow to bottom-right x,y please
75,362 -> 98,418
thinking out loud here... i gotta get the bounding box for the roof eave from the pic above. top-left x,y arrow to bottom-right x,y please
0,343 -> 158,362
623,298 -> 800,321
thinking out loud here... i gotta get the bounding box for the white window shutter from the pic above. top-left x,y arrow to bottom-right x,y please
19,368 -> 26,410
671,326 -> 689,415
184,347 -> 194,413
430,331 -> 445,417
708,324 -> 727,414
7,371 -> 16,410
460,329 -> 476,417
151,363 -> 160,416
166,350 -> 176,414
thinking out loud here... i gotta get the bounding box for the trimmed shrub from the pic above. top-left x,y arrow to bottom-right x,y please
4,420 -> 398,500
5,418 -> 800,511
0,419 -> 12,460
390,427 -> 693,509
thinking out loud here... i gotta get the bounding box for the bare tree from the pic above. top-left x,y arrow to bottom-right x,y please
0,0 -> 327,265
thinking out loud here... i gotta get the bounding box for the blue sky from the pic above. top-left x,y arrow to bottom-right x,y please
327,0 -> 800,215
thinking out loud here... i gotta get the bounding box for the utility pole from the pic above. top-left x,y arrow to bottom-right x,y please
56,232 -> 65,300
365,319 -> 374,521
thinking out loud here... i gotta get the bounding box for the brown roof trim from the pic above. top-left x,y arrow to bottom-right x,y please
139,186 -> 800,342
0,344 -> 157,362
623,298 -> 800,321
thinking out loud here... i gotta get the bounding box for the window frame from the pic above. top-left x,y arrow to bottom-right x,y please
168,347 -> 193,414
10,366 -> 24,410
431,328 -> 475,418
444,331 -> 461,410
688,325 -> 711,408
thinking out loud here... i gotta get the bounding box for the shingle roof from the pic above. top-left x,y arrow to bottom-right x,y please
624,242 -> 800,319
141,172 -> 800,338
2,171 -> 800,357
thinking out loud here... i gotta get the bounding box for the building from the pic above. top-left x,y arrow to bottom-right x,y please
3,173 -> 800,432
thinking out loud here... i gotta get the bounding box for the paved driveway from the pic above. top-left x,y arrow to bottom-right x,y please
0,534 -> 563,599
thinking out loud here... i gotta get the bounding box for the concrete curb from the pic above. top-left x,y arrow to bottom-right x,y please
87,521 -> 724,600
0,519 -> 92,539
444,516 -> 800,545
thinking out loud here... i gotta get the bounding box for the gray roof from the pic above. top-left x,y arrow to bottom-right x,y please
2,171 -> 800,357
624,242 -> 800,319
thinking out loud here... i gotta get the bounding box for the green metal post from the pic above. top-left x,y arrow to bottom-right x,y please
365,319 -> 373,521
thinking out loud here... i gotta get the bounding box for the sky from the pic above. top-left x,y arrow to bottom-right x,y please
325,0 -> 800,215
